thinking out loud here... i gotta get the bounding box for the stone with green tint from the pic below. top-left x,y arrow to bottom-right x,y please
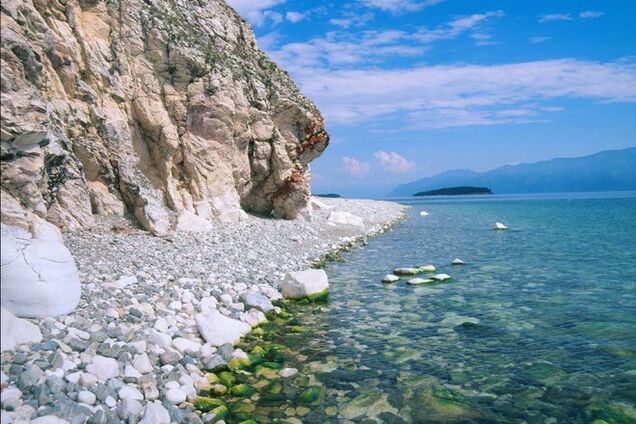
193,397 -> 226,412
255,365 -> 280,379
231,384 -> 256,397
218,371 -> 235,386
211,405 -> 229,418
298,386 -> 322,404
227,356 -> 251,371
262,361 -> 283,369
238,420 -> 257,424
288,325 -> 308,333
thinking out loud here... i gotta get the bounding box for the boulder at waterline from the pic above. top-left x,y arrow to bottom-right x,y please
382,274 -> 400,283
418,264 -> 436,272
494,222 -> 508,230
1,220 -> 81,318
420,211 -> 429,216
327,211 -> 364,230
407,278 -> 434,285
196,310 -> 251,346
432,274 -> 452,281
282,269 -> 329,300
243,292 -> 274,312
452,258 -> 465,265
0,306 -> 42,351
393,267 -> 421,276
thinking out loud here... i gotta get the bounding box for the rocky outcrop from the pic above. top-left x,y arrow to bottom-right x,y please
0,0 -> 329,236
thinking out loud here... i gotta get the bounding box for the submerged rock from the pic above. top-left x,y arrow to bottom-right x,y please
393,267 -> 421,276
432,274 -> 452,281
418,264 -> 436,272
281,270 -> 329,300
0,306 -> 42,351
407,278 -> 433,285
382,274 -> 400,283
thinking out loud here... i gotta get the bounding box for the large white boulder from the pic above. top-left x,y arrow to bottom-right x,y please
175,211 -> 213,232
282,269 -> 329,299
1,220 -> 81,318
195,309 -> 251,347
327,211 -> 364,230
309,197 -> 330,210
0,306 -> 42,351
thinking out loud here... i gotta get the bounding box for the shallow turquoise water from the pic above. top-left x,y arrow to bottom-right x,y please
269,193 -> 636,423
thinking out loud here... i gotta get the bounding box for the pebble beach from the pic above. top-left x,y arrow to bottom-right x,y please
0,198 -> 407,424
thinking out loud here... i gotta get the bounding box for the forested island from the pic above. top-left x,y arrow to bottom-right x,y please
414,186 -> 493,196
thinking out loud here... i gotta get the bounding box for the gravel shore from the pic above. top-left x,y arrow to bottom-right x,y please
1,198 -> 407,424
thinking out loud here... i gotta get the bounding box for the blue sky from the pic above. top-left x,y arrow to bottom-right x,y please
227,0 -> 636,197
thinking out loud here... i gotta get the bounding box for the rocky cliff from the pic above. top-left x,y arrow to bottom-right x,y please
0,0 -> 329,236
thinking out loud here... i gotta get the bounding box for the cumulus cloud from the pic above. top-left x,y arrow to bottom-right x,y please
580,10 -> 604,19
342,157 -> 371,176
360,0 -> 445,13
539,13 -> 573,23
226,0 -> 285,26
374,151 -> 416,173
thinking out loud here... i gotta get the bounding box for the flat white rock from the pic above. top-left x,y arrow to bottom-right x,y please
86,355 -> 119,381
381,274 -> 400,283
407,278 -> 433,285
327,211 -> 364,229
140,402 -> 171,424
418,265 -> 436,272
282,269 -> 329,299
1,221 -> 81,318
0,306 -> 42,351
419,211 -> 429,216
133,353 -> 154,374
165,388 -> 186,404
452,258 -> 465,265
393,267 -> 420,276
196,309 -> 251,347
432,273 -> 452,281
494,222 -> 508,230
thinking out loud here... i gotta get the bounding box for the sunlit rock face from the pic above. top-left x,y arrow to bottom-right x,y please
0,0 -> 329,235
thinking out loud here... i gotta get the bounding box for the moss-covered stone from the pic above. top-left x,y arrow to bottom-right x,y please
218,371 -> 235,387
228,356 -> 251,372
193,397 -> 226,412
231,383 -> 256,397
298,386 -> 322,404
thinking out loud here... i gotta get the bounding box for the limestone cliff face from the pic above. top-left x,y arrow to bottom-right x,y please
0,0 -> 328,235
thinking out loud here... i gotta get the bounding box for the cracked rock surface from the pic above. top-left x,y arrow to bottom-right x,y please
1,0 -> 329,235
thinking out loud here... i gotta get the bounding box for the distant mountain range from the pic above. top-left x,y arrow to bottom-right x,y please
389,147 -> 636,197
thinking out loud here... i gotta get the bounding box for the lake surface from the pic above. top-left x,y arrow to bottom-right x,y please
258,192 -> 636,423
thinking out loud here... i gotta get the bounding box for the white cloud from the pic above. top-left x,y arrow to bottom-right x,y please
529,36 -> 551,44
285,59 -> 636,129
413,10 -> 504,43
580,10 -> 604,19
226,0 -> 285,26
286,11 -> 305,23
329,12 -> 375,29
360,0 -> 445,13
539,13 -> 573,23
342,157 -> 371,176
374,151 -> 416,173
268,11 -> 503,68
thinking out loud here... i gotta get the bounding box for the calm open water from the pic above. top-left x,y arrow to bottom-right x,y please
263,192 -> 636,423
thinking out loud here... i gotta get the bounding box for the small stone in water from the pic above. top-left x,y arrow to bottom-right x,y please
452,258 -> 465,265
381,274 -> 400,283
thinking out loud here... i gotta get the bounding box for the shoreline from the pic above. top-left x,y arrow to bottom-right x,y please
0,198 -> 408,423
